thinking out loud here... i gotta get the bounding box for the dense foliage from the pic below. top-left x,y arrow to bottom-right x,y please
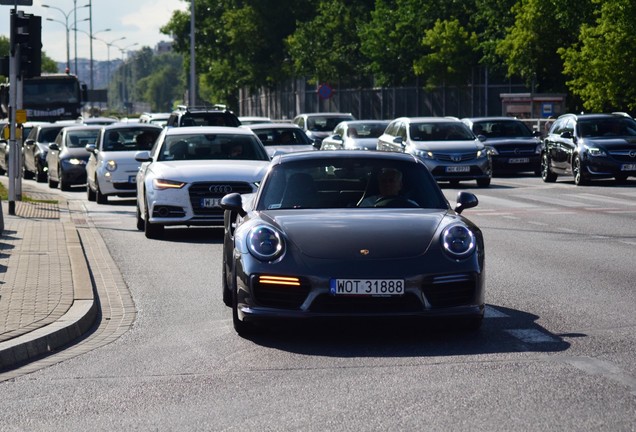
157,0 -> 636,113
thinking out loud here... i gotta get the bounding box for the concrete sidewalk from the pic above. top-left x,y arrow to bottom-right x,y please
0,180 -> 97,371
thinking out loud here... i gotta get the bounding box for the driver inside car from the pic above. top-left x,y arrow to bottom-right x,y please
358,168 -> 418,207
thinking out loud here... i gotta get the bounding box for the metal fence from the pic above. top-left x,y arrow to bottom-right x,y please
238,78 -> 531,121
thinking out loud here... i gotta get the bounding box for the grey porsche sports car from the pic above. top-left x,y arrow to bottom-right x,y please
220,151 -> 485,335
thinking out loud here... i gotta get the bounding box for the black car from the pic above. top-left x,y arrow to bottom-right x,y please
46,125 -> 102,190
462,117 -> 542,175
166,105 -> 241,128
220,150 -> 485,335
22,123 -> 66,182
541,113 -> 636,185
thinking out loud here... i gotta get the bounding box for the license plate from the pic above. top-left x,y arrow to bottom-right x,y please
621,164 -> 636,171
508,157 -> 529,164
330,279 -> 404,296
446,166 -> 470,173
201,197 -> 221,208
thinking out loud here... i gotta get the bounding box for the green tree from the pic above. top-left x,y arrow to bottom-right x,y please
413,19 -> 479,89
137,52 -> 185,112
359,0 -> 474,86
286,0 -> 373,86
0,35 -> 59,78
560,0 -> 636,112
496,0 -> 594,92
162,0 -> 315,106
469,0 -> 518,74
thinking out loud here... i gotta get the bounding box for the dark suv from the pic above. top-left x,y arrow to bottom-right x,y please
166,105 -> 241,128
541,113 -> 636,185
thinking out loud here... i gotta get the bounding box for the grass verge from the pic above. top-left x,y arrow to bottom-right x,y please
0,182 -> 59,204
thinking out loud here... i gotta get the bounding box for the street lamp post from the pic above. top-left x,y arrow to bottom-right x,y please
43,3 -> 88,75
115,42 -> 139,114
94,36 -> 126,84
46,17 -> 70,72
72,27 -> 110,91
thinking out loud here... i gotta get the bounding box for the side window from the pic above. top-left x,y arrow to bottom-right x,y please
335,125 -> 345,137
564,118 -> 575,135
551,118 -> 565,135
385,121 -> 398,136
397,123 -> 407,140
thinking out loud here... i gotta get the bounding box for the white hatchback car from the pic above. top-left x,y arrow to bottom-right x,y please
85,124 -> 163,204
135,126 -> 271,239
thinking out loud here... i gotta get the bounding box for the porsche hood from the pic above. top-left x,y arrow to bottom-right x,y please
263,209 -> 447,259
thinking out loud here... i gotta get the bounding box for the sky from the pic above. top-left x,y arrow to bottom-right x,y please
0,0 -> 189,63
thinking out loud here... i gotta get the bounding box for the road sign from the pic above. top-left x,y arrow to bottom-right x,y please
318,83 -> 333,100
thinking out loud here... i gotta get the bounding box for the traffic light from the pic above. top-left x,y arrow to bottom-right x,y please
10,11 -> 41,78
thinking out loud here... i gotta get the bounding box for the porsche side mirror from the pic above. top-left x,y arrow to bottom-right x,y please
221,192 -> 247,217
454,191 -> 478,214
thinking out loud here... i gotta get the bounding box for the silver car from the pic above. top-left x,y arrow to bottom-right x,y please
377,117 -> 492,187
244,123 -> 315,157
85,124 -> 162,204
320,120 -> 390,151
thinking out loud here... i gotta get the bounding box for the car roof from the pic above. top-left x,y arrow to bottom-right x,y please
462,117 -> 522,122
102,123 -> 163,131
244,123 -> 303,130
271,149 -> 419,165
60,125 -> 104,132
295,112 -> 354,118
394,117 -> 463,123
558,113 -> 632,121
164,126 -> 256,136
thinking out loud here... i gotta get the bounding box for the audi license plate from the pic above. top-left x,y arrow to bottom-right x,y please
446,166 -> 470,173
621,164 -> 636,171
508,157 -> 529,164
330,279 -> 404,296
201,197 -> 221,208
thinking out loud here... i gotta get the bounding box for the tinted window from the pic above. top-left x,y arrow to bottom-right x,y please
409,122 -> 474,141
473,120 -> 532,138
157,133 -> 269,161
66,130 -> 100,148
253,128 -> 312,146
257,158 -> 448,210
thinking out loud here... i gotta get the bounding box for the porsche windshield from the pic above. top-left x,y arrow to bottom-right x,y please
257,158 -> 448,210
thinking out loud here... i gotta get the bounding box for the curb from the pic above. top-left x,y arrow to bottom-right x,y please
0,218 -> 98,371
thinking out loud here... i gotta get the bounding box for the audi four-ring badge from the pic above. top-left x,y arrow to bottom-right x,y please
220,150 -> 485,336
134,126 -> 271,239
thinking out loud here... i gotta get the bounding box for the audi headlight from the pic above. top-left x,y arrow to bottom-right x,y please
153,178 -> 186,190
247,225 -> 284,261
441,224 -> 476,259
585,145 -> 607,157
105,160 -> 117,171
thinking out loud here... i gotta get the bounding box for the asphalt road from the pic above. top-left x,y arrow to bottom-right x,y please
0,174 -> 635,431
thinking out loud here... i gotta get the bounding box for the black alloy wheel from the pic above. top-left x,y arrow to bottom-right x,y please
541,153 -> 557,183
573,155 -> 589,186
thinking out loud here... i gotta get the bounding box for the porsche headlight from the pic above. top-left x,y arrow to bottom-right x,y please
153,178 -> 186,190
442,224 -> 476,259
105,160 -> 117,171
247,225 -> 284,261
